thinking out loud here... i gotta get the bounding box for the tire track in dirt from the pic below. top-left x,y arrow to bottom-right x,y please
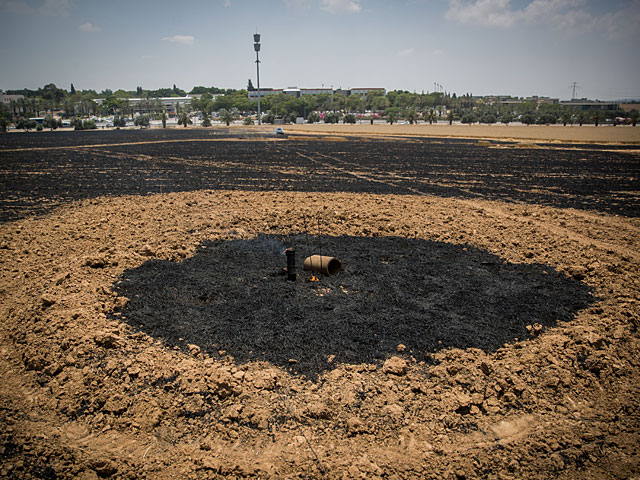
294,148 -> 465,198
0,137 -> 285,153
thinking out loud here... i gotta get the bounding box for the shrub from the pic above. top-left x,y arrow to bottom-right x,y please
307,111 -> 320,124
461,113 -> 476,124
343,113 -> 356,124
323,112 -> 341,124
243,117 -> 254,125
113,116 -> 127,128
134,115 -> 150,128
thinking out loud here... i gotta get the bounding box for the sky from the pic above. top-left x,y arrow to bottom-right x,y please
0,0 -> 639,100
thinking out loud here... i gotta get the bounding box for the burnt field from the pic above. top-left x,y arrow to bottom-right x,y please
1,128 -> 639,221
1,129 -> 639,479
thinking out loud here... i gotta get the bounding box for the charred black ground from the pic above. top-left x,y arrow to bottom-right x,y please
112,234 -> 594,379
1,129 -> 638,221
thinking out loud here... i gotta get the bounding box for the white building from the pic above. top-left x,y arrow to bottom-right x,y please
0,91 -> 25,106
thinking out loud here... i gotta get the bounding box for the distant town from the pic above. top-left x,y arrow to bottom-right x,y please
1,83 -> 638,131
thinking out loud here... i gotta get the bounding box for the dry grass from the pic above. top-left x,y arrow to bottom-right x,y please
278,123 -> 640,144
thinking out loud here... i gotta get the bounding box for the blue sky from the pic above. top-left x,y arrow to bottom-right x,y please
1,0 -> 638,100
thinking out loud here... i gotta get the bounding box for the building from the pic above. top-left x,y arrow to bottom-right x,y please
92,95 -> 212,114
247,87 -> 385,100
0,91 -> 25,106
559,99 -> 619,111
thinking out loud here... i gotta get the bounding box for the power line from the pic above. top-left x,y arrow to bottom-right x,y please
569,82 -> 581,100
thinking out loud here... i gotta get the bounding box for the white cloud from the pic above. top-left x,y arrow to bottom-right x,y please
321,0 -> 361,14
444,0 -> 639,37
79,22 -> 101,32
445,0 -> 518,27
162,35 -> 196,45
397,48 -> 415,57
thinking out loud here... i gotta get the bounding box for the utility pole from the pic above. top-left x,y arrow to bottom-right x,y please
569,82 -> 580,100
253,33 -> 261,125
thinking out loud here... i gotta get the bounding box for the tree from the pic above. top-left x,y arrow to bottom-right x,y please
43,116 -> 60,130
537,113 -> 557,125
404,109 -> 418,125
425,109 -> 437,124
343,113 -> 356,124
16,118 -> 37,131
161,111 -> 167,128
323,112 -> 340,124
177,111 -> 192,127
202,111 -> 212,127
70,83 -> 76,95
136,86 -> 143,96
629,109 -> 639,127
134,115 -> 150,128
481,113 -> 497,124
521,113 -> 536,125
307,111 -> 321,123
218,108 -> 237,126
500,113 -> 513,125
447,110 -> 455,125
385,107 -> 400,125
460,113 -> 476,124
591,110 -> 605,127
247,79 -> 255,91
113,116 -> 127,128
243,117 -> 254,125
561,110 -> 573,126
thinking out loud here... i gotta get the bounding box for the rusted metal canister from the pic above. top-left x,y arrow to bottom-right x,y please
303,255 -> 341,276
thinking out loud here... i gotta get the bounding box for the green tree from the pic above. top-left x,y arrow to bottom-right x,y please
134,115 -> 150,128
629,109 -> 639,126
425,109 -> 437,125
202,112 -> 212,127
218,108 -> 237,126
404,109 -> 418,125
481,113 -> 497,124
70,83 -> 76,95
113,116 -> 127,128
343,113 -> 356,124
521,113 -> 536,125
307,111 -> 320,124
346,95 -> 365,113
16,118 -> 37,131
323,112 -> 341,124
537,113 -> 557,125
161,111 -> 167,128
177,111 -> 192,127
43,115 -> 60,130
385,107 -> 400,124
371,95 -> 389,113
461,113 -> 476,124
591,110 -> 605,126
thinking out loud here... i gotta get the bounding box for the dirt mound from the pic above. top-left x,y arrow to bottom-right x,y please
1,189 -> 639,479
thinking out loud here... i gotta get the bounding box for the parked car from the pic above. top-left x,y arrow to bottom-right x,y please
276,127 -> 284,135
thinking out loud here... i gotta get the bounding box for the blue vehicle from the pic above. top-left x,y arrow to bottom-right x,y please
276,127 -> 284,135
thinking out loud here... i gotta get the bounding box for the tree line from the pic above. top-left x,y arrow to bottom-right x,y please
1,83 -> 638,132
